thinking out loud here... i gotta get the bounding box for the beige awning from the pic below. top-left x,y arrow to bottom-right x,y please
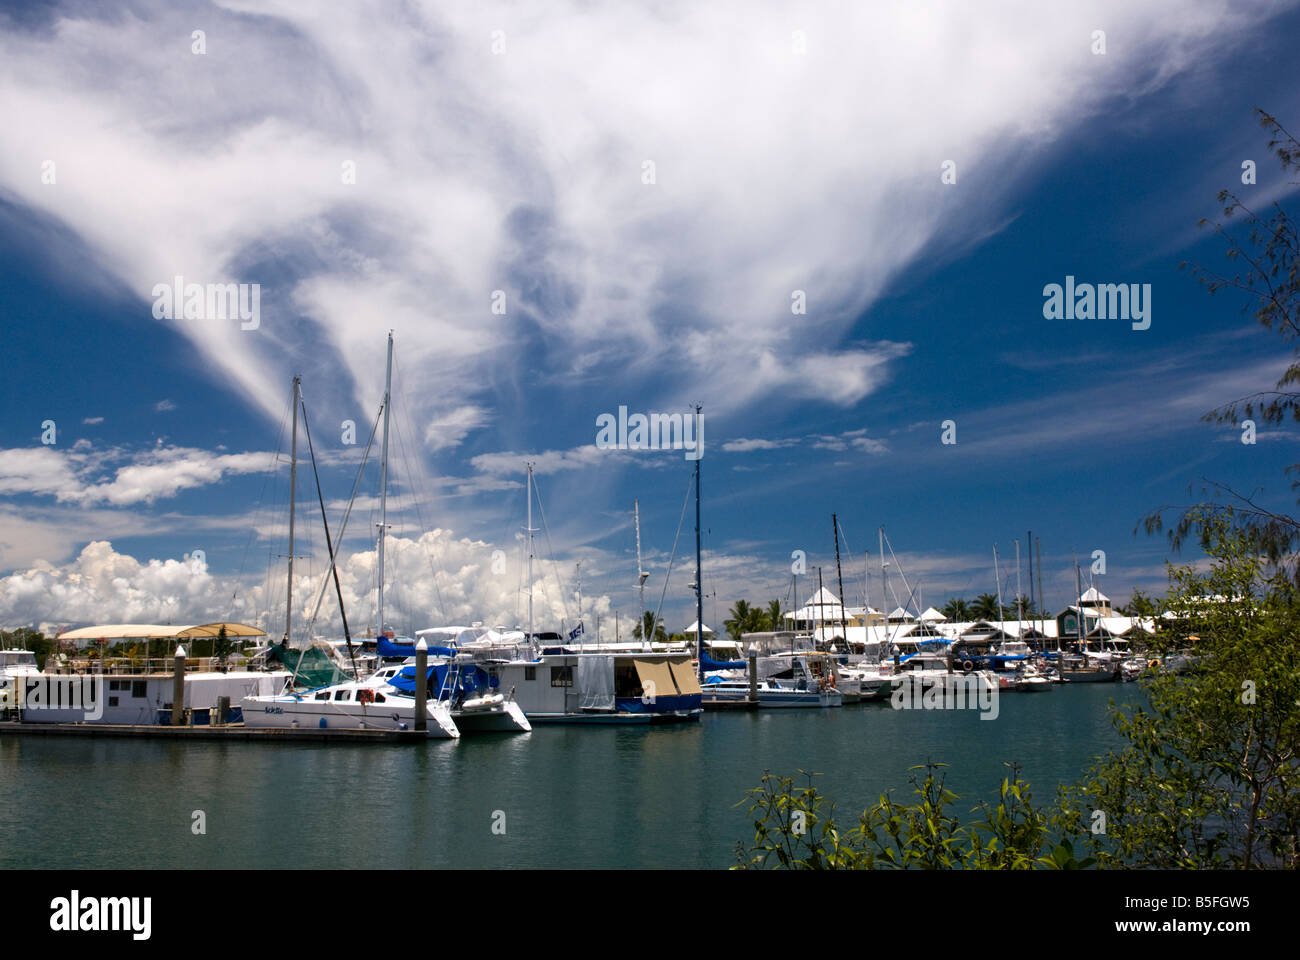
633,658 -> 678,700
58,623 -> 266,642
668,658 -> 703,696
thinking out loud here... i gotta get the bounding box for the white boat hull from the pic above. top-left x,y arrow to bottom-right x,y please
453,697 -> 532,733
239,694 -> 460,737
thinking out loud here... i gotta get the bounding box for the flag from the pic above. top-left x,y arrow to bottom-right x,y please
568,622 -> 585,641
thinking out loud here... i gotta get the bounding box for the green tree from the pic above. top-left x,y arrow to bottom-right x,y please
940,597 -> 972,621
1064,516 -> 1300,868
724,600 -> 766,641
1116,588 -> 1162,617
734,763 -> 1091,870
766,599 -> 784,632
632,611 -> 669,644
970,593 -> 1002,621
214,625 -> 232,663
1145,111 -> 1300,574
0,628 -> 55,670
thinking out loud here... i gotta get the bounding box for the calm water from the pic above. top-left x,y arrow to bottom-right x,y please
0,684 -> 1135,869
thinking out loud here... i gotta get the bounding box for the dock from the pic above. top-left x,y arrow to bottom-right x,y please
0,721 -> 428,743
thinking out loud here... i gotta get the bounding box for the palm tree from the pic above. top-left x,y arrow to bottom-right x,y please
971,593 -> 1002,621
725,600 -> 755,642
941,597 -> 972,621
633,611 -> 669,644
766,599 -> 784,632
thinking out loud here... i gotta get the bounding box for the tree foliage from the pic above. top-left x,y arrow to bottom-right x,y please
734,764 -> 1092,870
1145,110 -> 1300,574
1065,517 -> 1300,868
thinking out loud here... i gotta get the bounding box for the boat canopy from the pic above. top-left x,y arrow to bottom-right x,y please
58,622 -> 266,642
699,648 -> 747,671
376,636 -> 456,658
390,663 -> 498,700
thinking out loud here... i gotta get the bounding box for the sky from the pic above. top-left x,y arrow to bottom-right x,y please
2,0 -> 1300,641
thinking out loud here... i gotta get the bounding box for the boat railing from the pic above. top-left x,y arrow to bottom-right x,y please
44,656 -> 269,676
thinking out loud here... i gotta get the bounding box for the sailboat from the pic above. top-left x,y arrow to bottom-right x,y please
240,339 -> 460,737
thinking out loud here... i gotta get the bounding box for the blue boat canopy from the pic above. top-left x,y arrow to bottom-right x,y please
377,636 -> 457,658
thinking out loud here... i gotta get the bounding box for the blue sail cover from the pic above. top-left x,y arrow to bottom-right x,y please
377,636 -> 457,658
699,649 -> 747,671
389,663 -> 498,700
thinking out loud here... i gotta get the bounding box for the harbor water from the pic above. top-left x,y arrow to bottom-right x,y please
0,684 -> 1133,869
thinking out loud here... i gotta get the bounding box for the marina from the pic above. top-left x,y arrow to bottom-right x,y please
0,681 -> 1134,870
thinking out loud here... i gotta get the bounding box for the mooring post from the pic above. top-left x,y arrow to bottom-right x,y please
747,644 -> 758,703
172,645 -> 187,726
414,638 -> 428,733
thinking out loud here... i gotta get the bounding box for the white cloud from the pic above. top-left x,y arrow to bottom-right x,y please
82,416 -> 104,425
0,444 -> 275,506
0,0 -> 1275,435
154,399 -> 177,412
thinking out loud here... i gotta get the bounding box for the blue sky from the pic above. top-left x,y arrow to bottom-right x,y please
3,0 -> 1300,638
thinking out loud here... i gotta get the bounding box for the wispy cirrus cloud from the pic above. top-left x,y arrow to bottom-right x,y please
0,0 -> 1281,445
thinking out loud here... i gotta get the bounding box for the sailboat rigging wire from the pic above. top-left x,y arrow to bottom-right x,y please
300,402 -> 381,652
530,473 -> 572,623
650,470 -> 694,642
299,397 -> 360,679
388,382 -> 448,622
233,392 -> 292,612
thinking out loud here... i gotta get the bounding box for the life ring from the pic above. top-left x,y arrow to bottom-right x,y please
357,689 -> 374,705
962,660 -> 974,673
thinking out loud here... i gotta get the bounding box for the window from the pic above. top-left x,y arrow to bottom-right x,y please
550,666 -> 573,687
109,680 -> 122,691
315,692 -> 331,700
108,696 -> 119,707
373,693 -> 386,703
524,666 -> 536,681
131,681 -> 147,698
334,690 -> 351,701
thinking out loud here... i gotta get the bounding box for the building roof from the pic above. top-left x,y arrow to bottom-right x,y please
1079,586 -> 1110,603
918,606 -> 946,622
683,620 -> 714,634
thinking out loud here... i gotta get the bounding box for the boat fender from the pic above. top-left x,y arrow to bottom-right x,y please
962,660 -> 974,673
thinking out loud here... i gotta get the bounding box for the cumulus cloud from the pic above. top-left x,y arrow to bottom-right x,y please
0,0 -> 1275,439
0,536 -> 609,639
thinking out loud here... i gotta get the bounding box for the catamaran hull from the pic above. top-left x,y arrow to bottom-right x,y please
238,696 -> 460,737
453,699 -> 532,733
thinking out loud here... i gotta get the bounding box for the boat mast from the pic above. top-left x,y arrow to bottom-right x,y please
285,375 -> 301,644
833,514 -> 848,654
993,544 -> 1004,628
816,565 -> 826,649
693,404 -> 704,681
377,332 -> 394,637
1015,538 -> 1025,638
1037,536 -> 1050,660
526,462 -> 535,646
1074,559 -> 1085,656
635,499 -> 649,649
1026,530 -> 1035,643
